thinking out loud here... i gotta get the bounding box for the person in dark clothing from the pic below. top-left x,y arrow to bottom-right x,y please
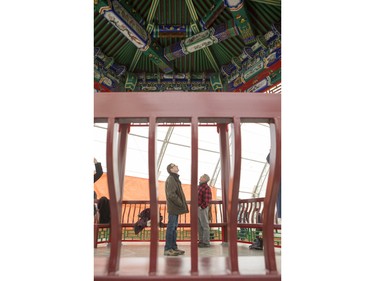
97,196 -> 111,248
164,163 -> 189,256
94,158 -> 103,219
133,208 -> 163,234
97,196 -> 111,224
197,174 -> 212,248
94,191 -> 99,222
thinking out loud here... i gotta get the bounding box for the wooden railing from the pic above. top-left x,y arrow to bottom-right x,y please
94,198 -> 281,247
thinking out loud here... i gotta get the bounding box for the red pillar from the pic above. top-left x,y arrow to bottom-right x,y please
263,118 -> 281,273
190,117 -> 199,274
148,117 -> 159,275
218,124 -> 230,243
227,118 -> 242,274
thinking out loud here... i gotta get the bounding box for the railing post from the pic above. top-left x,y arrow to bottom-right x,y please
227,117 -> 242,274
218,124 -> 230,243
106,118 -> 123,274
148,117 -> 159,275
263,117 -> 281,273
190,117 -> 199,274
94,224 -> 99,248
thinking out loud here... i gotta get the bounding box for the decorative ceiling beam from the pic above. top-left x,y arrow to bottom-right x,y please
95,47 -> 214,92
185,0 -> 220,72
130,0 -> 160,71
164,20 -> 238,62
224,0 -> 256,45
96,0 -> 174,73
221,21 -> 279,78
200,0 -> 226,30
152,25 -> 193,38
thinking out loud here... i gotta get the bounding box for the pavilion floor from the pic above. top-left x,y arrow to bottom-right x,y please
94,241 -> 281,277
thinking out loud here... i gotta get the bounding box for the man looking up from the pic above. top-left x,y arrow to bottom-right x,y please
197,174 -> 212,248
164,163 -> 189,256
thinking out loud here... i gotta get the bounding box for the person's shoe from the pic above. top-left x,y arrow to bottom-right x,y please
164,249 -> 179,256
173,248 -> 185,255
198,243 -> 210,248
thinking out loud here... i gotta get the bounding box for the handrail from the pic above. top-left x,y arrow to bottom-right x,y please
94,198 -> 281,247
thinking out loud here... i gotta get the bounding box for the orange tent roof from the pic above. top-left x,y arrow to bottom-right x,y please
94,173 -> 218,200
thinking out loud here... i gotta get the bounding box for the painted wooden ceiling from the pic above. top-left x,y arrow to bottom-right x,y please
94,0 -> 281,92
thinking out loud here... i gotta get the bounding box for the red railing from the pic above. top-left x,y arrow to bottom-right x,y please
94,198 -> 281,246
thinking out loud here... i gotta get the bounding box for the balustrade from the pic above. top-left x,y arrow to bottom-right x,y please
94,198 -> 281,246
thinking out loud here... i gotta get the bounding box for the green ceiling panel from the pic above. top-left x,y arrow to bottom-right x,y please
94,0 -> 281,92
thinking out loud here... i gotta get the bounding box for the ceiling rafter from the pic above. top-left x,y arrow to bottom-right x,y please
247,0 -> 281,6
185,0 -> 220,72
129,0 -> 160,71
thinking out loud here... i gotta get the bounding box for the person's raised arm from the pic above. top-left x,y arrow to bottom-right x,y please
94,158 -> 103,182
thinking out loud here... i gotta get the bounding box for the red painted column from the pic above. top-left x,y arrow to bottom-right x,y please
190,117 -> 199,274
114,124 -> 129,264
118,124 -> 130,191
148,117 -> 159,275
263,118 -> 281,273
227,118 -> 242,274
218,124 -> 230,243
106,118 -> 122,274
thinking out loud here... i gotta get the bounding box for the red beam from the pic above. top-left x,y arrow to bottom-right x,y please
94,81 -> 111,92
94,92 -> 280,120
